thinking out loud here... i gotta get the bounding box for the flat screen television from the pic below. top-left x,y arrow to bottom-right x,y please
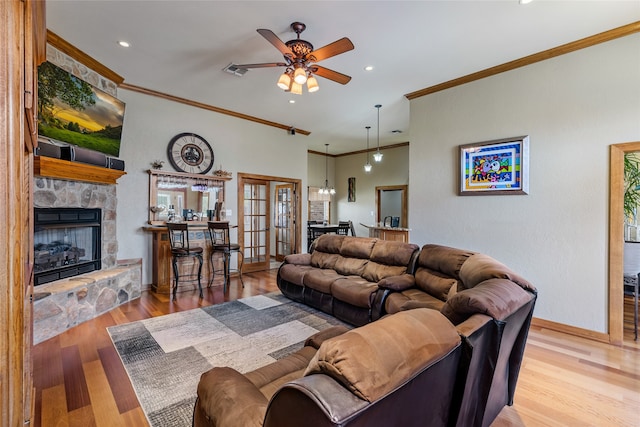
37,61 -> 126,158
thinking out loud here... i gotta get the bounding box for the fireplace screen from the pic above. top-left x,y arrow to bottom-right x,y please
34,208 -> 101,285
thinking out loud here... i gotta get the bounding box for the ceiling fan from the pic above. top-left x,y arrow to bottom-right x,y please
235,22 -> 354,94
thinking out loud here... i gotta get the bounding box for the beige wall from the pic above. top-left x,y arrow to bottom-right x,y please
335,146 -> 409,237
409,34 -> 640,333
116,89 -> 309,285
307,146 -> 409,237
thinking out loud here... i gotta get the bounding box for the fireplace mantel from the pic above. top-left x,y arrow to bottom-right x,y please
34,155 -> 126,184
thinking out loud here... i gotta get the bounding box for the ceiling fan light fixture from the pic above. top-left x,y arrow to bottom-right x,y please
306,75 -> 319,93
293,67 -> 307,84
290,81 -> 303,95
277,72 -> 292,90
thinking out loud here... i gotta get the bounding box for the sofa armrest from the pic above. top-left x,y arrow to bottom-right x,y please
377,273 -> 415,291
264,375 -> 368,427
284,253 -> 312,266
304,325 -> 350,349
195,367 -> 268,427
440,278 -> 533,325
455,313 -> 493,338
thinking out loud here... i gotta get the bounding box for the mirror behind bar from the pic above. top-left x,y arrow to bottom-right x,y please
147,169 -> 231,225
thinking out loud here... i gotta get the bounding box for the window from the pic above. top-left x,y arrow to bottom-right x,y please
308,186 -> 330,222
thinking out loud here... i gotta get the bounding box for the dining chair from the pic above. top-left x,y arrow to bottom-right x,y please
337,221 -> 351,236
207,221 -> 244,292
307,220 -> 321,251
166,222 -> 203,301
349,220 -> 356,237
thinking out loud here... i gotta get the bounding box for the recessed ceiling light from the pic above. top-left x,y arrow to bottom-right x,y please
364,66 -> 374,71
289,99 -> 295,104
519,0 -> 533,4
118,40 -> 130,48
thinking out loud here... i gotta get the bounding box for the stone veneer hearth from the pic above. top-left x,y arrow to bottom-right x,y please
33,177 -> 142,344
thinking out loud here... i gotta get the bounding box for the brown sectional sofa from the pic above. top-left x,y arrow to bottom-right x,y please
194,309 -> 464,427
196,236 -> 537,427
277,234 -> 420,325
375,243 -> 537,427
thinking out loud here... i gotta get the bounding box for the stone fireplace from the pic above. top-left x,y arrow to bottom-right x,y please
34,207 -> 102,285
33,176 -> 141,344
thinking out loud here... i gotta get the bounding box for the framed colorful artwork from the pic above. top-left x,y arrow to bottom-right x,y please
459,135 -> 529,196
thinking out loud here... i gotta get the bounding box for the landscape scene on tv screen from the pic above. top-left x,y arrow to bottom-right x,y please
37,61 -> 125,157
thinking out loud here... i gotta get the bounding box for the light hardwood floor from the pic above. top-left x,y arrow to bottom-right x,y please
32,270 -> 640,427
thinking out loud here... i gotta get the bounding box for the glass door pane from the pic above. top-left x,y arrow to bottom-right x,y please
276,184 -> 294,261
241,179 -> 269,272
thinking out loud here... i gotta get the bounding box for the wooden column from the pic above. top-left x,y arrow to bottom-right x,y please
0,1 -> 45,425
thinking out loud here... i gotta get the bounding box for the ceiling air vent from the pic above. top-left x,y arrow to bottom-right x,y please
223,63 -> 249,77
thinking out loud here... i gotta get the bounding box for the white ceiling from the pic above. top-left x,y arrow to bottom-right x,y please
45,1 -> 639,155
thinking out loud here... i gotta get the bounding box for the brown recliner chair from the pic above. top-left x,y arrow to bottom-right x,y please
375,244 -> 537,427
193,308 -> 464,427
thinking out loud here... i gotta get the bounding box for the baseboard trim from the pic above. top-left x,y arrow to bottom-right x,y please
531,317 -> 610,344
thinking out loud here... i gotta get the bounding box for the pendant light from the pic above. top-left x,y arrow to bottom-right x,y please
364,126 -> 372,173
373,104 -> 383,162
320,144 -> 335,195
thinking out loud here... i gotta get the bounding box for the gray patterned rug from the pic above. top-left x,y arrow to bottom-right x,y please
107,292 -> 348,427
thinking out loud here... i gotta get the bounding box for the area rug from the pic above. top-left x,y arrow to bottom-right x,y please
107,292 -> 349,427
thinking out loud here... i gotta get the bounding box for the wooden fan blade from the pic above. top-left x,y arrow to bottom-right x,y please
309,37 -> 354,62
257,29 -> 293,56
311,66 -> 352,85
235,62 -> 287,69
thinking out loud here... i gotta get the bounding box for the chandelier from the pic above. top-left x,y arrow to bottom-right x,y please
364,126 -> 372,173
373,104 -> 383,162
276,26 -> 320,94
319,143 -> 335,195
276,67 -> 320,94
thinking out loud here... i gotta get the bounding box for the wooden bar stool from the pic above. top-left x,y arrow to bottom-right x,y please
166,222 -> 203,301
207,221 -> 244,292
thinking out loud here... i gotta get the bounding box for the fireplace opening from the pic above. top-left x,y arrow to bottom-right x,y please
34,208 -> 101,286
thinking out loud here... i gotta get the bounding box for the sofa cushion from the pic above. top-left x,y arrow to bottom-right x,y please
370,240 -> 419,267
304,308 -> 460,402
340,236 -> 377,259
303,269 -> 342,294
334,255 -> 369,277
278,264 -> 314,287
419,244 -> 476,279
400,290 -> 447,311
414,267 -> 459,301
362,261 -> 407,283
310,251 -> 341,270
440,278 -> 533,324
313,234 -> 345,253
459,253 -> 536,291
331,277 -> 378,308
283,253 -> 311,266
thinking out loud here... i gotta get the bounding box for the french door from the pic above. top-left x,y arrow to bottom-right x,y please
240,178 -> 270,273
237,173 -> 302,272
275,183 -> 295,261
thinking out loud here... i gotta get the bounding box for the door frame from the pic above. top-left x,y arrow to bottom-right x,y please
237,173 -> 302,266
375,185 -> 408,227
609,142 -> 640,345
